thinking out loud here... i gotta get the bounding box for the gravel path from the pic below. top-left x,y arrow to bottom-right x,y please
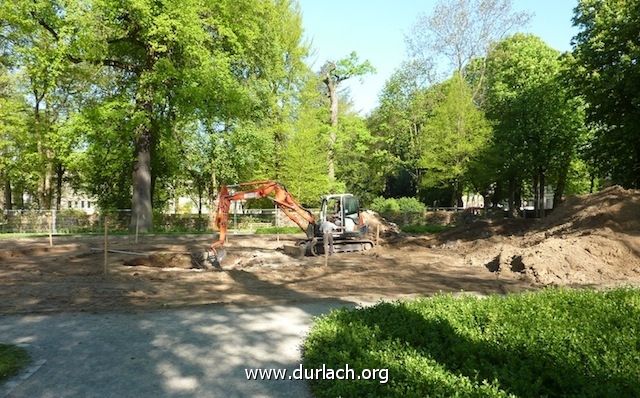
0,301 -> 349,398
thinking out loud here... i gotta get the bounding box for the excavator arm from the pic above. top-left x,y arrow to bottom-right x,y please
210,180 -> 316,254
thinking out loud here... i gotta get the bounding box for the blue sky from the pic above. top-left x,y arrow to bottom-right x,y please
298,0 -> 579,115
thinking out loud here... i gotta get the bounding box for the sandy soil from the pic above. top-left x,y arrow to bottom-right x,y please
0,233 -> 532,314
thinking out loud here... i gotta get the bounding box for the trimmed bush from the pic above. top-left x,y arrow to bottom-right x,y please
303,288 -> 640,398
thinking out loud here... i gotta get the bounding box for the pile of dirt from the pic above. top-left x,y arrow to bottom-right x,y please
451,186 -> 640,286
362,210 -> 400,241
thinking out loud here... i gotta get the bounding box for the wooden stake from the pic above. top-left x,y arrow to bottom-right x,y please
275,205 -> 280,243
103,216 -> 108,275
135,214 -> 139,244
323,234 -> 329,267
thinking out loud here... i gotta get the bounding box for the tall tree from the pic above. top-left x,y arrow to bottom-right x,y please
0,67 -> 30,210
407,0 -> 530,98
419,73 -> 492,206
368,60 -> 435,196
485,34 -> 585,216
3,0 -> 307,230
571,0 -> 640,188
320,51 -> 374,184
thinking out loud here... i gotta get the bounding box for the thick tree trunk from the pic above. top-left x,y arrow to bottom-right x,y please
491,180 -> 502,209
55,163 -> 64,211
14,182 -> 23,208
553,164 -> 568,209
507,178 -> 516,218
538,171 -> 546,218
130,122 -> 153,232
4,177 -> 12,210
533,174 -> 539,218
514,182 -> 522,216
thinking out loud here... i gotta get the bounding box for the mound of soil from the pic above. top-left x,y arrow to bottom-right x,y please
361,210 -> 400,241
444,186 -> 640,285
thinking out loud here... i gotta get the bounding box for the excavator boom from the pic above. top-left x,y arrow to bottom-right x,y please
210,180 -> 315,253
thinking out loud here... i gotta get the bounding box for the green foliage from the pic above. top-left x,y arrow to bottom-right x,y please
483,34 -> 586,207
303,288 -> 640,398
419,73 -> 492,191
370,197 -> 425,214
335,111 -> 386,204
254,226 -> 302,234
332,51 -> 376,82
0,344 -> 29,381
570,0 -> 640,188
280,74 -> 331,205
400,224 -> 450,234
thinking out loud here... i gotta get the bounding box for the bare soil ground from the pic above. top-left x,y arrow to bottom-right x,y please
0,232 -> 531,314
2,186 -> 638,315
392,186 -> 640,286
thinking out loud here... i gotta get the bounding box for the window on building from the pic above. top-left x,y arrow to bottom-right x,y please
81,201 -> 85,208
68,201 -> 72,209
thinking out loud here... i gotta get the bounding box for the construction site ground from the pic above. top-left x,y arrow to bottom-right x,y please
0,233 -> 532,315
1,186 -> 639,315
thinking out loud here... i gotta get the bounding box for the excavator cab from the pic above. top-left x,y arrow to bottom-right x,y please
319,194 -> 367,238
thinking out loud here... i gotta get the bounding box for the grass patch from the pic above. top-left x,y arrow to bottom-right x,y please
254,226 -> 302,234
303,288 -> 640,397
400,224 -> 450,234
0,344 -> 29,381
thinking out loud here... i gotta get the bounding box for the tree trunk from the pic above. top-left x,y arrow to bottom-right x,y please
533,174 -> 539,218
553,164 -> 569,209
539,170 -> 546,218
14,181 -> 23,209
507,177 -> 516,218
492,180 -> 502,209
327,79 -> 338,184
514,182 -> 522,216
130,119 -> 153,232
4,177 -> 12,210
55,163 -> 64,211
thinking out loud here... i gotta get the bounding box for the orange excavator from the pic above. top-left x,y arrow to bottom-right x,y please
200,180 -> 374,268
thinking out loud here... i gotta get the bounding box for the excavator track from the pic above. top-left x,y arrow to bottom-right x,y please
300,238 -> 374,256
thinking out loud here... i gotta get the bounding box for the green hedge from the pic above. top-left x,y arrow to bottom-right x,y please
370,197 -> 426,214
254,226 -> 302,234
303,288 -> 640,397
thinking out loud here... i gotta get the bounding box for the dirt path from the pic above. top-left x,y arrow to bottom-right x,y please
0,234 -> 532,314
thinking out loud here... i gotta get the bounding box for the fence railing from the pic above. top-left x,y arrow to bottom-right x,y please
0,208 -> 320,234
0,207 -> 478,235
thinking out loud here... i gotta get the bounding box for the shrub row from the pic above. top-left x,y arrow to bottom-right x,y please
303,288 -> 640,397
